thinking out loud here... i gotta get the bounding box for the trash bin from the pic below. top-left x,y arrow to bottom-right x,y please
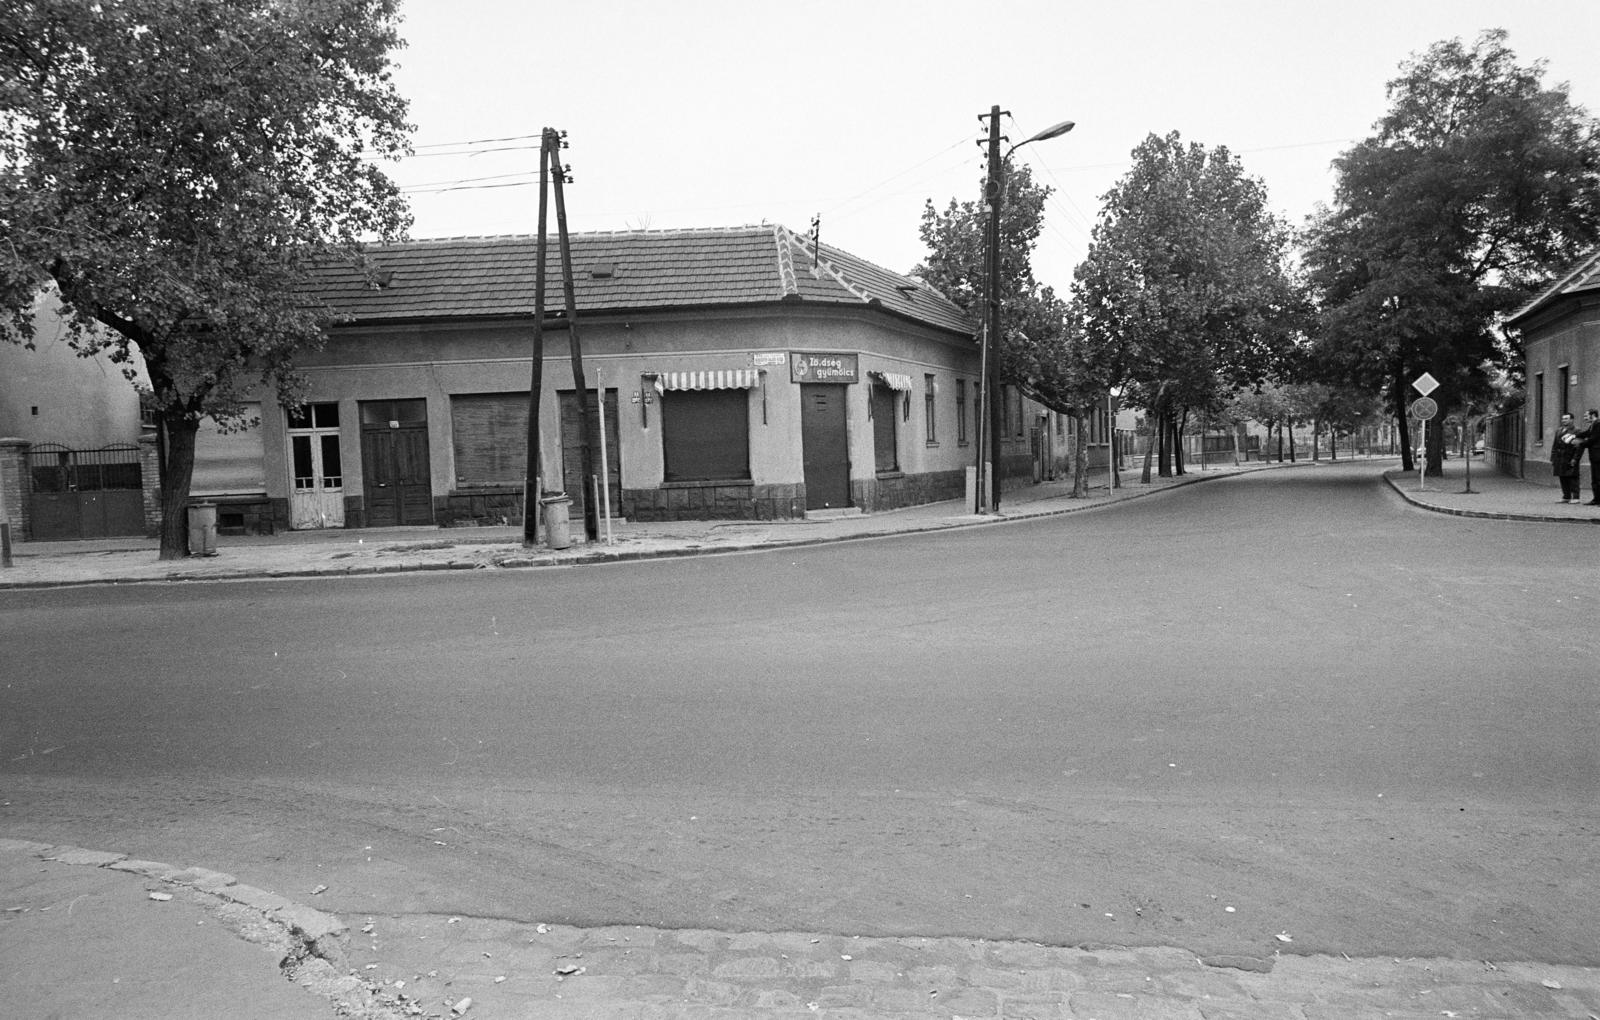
540,492 -> 573,550
187,502 -> 218,557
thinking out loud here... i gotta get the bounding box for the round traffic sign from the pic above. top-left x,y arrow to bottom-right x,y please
1410,397 -> 1438,420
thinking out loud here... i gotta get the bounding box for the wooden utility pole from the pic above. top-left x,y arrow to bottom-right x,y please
523,127 -> 599,545
548,137 -> 600,542
522,135 -> 551,548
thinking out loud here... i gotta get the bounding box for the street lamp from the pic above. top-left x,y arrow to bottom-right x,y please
975,108 -> 1074,514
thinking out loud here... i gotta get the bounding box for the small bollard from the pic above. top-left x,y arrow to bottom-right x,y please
1,521 -> 11,568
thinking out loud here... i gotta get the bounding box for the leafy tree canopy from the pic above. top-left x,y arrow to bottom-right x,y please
1301,29 -> 1600,468
1072,130 -> 1303,419
1,0 -> 413,556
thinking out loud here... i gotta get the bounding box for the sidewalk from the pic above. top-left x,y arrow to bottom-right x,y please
1381,457 -> 1600,523
5,837 -> 1598,1019
12,454 -> 1587,591
6,455 -> 1600,1019
1,459 -> 1281,588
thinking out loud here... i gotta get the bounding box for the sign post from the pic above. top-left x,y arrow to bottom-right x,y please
1411,374 -> 1440,490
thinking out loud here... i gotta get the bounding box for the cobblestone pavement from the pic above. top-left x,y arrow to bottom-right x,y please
329,910 -> 1600,1019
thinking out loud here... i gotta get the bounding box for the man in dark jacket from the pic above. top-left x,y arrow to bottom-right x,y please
1582,409 -> 1600,506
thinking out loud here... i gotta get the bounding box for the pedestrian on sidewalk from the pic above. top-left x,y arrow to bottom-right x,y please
1578,409 -> 1600,506
1552,412 -> 1584,503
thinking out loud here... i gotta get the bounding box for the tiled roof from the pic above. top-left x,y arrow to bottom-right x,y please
312,226 -> 975,337
1505,250 -> 1600,327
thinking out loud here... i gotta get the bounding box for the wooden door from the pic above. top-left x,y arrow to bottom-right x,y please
361,425 -> 432,526
801,384 -> 850,510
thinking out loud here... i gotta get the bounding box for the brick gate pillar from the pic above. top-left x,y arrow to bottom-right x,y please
138,431 -> 162,537
0,437 -> 31,541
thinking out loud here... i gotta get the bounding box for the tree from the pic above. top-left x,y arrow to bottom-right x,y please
916,161 -> 1104,485
1302,29 -> 1600,473
918,165 -> 1127,497
0,0 -> 412,558
1072,131 -> 1302,481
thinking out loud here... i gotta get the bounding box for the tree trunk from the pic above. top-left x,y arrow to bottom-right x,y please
1140,421 -> 1156,484
1425,417 -> 1444,474
157,414 -> 200,560
1393,373 -> 1414,471
1157,408 -> 1172,478
1288,418 -> 1297,462
1173,409 -> 1186,476
1330,429 -> 1338,461
1071,409 -> 1091,497
1311,417 -> 1320,461
1111,427 -> 1122,488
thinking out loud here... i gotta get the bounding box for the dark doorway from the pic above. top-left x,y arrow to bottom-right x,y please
360,399 -> 432,527
801,384 -> 850,510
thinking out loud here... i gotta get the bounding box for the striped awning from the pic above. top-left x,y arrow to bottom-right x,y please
653,369 -> 761,393
871,371 -> 915,392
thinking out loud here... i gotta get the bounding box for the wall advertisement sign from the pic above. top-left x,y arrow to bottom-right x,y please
790,352 -> 859,385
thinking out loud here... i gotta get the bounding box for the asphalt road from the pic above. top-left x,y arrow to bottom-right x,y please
2,462 -> 1596,966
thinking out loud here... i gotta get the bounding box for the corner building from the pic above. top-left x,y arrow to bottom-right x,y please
243,226 -> 1065,531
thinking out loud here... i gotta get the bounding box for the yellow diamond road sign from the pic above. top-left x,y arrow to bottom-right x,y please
1412,372 -> 1439,396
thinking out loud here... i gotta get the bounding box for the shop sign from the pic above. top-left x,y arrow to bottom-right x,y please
751,352 -> 788,367
790,352 -> 859,384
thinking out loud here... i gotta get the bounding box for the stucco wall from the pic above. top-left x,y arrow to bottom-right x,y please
265,304 -> 991,521
0,295 -> 147,449
1521,300 -> 1600,485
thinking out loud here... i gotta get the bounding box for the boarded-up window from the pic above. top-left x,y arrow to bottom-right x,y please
871,383 -> 898,473
559,389 -> 621,515
192,403 -> 266,495
451,393 -> 528,487
662,389 -> 749,482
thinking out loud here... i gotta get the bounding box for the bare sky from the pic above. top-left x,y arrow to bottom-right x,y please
385,0 -> 1600,292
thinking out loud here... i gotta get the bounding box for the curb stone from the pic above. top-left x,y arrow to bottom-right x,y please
4,839 -> 356,1000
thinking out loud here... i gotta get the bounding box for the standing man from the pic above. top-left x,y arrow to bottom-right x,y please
1552,412 -> 1583,503
1581,409 -> 1600,506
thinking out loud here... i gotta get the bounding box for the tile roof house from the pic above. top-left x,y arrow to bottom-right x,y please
1505,250 -> 1600,486
228,224 -> 1069,533
312,225 -> 973,333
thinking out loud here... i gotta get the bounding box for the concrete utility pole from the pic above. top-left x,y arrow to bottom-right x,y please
972,107 -> 998,514
981,106 -> 1005,514
975,107 -> 1075,515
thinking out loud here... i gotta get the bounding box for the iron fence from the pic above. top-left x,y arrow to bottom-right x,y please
26,443 -> 143,493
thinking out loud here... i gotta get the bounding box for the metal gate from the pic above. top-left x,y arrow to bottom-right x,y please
26,443 -> 146,540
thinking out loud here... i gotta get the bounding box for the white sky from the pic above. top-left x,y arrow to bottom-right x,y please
386,0 -> 1600,293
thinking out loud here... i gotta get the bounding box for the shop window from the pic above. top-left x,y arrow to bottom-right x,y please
871,382 -> 899,473
359,398 -> 425,427
288,402 -> 340,430
956,379 -> 968,445
192,403 -> 266,495
663,389 -> 750,481
1535,372 -> 1545,441
451,393 -> 528,487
